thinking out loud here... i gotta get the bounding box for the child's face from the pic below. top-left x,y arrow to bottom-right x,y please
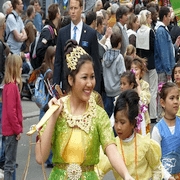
174,67 -> 180,87
160,87 -> 179,117
120,77 -> 134,92
114,110 -> 134,140
131,63 -> 142,79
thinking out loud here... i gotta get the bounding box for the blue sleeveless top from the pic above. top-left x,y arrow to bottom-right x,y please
156,117 -> 180,174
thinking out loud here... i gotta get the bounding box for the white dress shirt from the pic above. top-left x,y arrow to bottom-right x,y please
71,20 -> 83,44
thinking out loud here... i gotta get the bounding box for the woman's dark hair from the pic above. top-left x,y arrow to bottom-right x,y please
159,82 -> 177,100
64,39 -> 94,92
114,89 -> 139,126
172,63 -> 180,82
121,71 -> 138,89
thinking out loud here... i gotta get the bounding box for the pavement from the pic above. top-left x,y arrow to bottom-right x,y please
22,98 -> 39,119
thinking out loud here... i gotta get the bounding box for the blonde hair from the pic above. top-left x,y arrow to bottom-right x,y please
3,54 -> 22,90
139,10 -> 151,25
124,44 -> 136,57
0,12 -> 5,27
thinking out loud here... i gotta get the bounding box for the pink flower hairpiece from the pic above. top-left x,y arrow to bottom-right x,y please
135,114 -> 143,132
130,69 -> 136,75
158,82 -> 165,93
135,102 -> 148,132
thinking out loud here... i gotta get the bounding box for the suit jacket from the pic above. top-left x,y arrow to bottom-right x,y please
53,23 -> 102,93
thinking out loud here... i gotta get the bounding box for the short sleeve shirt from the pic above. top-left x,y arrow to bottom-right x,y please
5,10 -> 24,55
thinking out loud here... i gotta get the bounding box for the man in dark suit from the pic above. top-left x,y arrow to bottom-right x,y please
53,0 -> 102,94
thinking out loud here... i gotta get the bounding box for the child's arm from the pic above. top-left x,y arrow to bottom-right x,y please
151,126 -> 162,145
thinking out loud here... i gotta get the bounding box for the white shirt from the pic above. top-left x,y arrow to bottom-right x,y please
71,20 -> 83,44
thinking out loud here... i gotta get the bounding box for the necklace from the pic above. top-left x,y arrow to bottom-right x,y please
62,95 -> 96,133
120,133 -> 138,180
164,116 -> 176,121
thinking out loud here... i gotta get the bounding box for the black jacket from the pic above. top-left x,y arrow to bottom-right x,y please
36,20 -> 57,68
136,29 -> 155,70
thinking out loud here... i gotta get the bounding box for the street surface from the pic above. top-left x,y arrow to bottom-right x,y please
16,98 -> 115,180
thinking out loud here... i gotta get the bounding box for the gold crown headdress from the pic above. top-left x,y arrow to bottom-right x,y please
66,46 -> 87,70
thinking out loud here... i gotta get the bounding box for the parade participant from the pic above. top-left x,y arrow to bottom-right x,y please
35,39 -> 134,180
152,82 -> 180,180
96,89 -> 162,180
131,57 -> 151,134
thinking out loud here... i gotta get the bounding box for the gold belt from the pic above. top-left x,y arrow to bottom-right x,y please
54,163 -> 94,180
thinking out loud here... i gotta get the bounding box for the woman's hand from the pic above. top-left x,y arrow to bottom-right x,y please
48,97 -> 64,108
48,97 -> 64,117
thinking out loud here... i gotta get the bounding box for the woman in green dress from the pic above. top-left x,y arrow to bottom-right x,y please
35,39 -> 134,180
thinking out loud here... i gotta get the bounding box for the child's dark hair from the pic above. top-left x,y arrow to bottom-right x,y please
172,63 -> 180,82
159,82 -> 178,100
64,39 -> 94,92
110,33 -> 121,48
124,55 -> 133,70
114,89 -> 139,126
121,71 -> 138,89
